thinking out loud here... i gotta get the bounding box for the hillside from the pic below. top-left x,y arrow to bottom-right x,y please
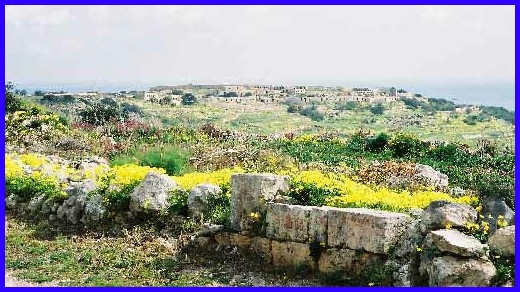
4,84 -> 515,287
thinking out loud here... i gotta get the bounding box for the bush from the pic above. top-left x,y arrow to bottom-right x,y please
6,175 -> 67,202
287,181 -> 340,207
367,133 -> 390,152
335,101 -> 357,111
223,92 -> 238,97
167,189 -> 189,215
388,133 -> 426,158
287,104 -> 303,113
369,103 -> 385,115
181,93 -> 197,105
300,105 -> 324,121
5,83 -> 25,114
79,103 -> 122,125
137,146 -> 190,176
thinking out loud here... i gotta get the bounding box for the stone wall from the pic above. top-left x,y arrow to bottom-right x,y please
207,173 -> 514,287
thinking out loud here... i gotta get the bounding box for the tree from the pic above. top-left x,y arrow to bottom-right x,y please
389,87 -> 397,97
224,92 -> 238,97
369,103 -> 385,115
79,103 -> 121,125
244,92 -> 253,97
34,90 -> 45,96
397,89 -> 407,93
181,93 -> 197,105
5,82 -> 24,113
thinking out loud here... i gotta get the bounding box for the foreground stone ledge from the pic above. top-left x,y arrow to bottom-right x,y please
271,240 -> 315,270
327,207 -> 412,254
317,248 -> 383,275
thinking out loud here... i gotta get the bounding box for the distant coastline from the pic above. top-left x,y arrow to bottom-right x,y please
13,81 -> 515,111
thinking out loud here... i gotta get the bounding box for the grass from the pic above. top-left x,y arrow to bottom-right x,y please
5,217 -> 221,286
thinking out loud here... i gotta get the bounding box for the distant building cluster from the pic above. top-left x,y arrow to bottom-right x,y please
38,84 -> 425,106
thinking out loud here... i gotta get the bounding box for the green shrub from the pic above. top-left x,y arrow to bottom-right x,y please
367,133 -> 389,152
287,181 -> 340,206
5,83 -> 26,113
388,134 -> 426,158
79,103 -> 122,125
369,103 -> 385,115
5,176 -> 67,202
205,190 -> 231,226
167,189 -> 189,215
300,105 -> 324,121
139,146 -> 189,176
335,101 -> 358,111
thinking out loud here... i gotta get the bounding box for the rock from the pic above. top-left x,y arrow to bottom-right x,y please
81,194 -> 107,224
88,156 -> 109,165
129,172 -> 178,213
195,224 -> 225,237
414,164 -> 448,189
266,203 -> 310,242
327,207 -> 412,254
420,201 -> 477,233
188,184 -> 221,217
425,229 -> 487,258
55,137 -> 86,151
58,180 -> 98,224
395,219 -> 423,258
308,207 -> 328,245
250,237 -> 272,263
193,237 -> 214,249
271,240 -> 315,270
487,225 -> 515,257
449,187 -> 465,198
230,173 -> 290,232
27,194 -> 47,213
5,194 -> 19,209
229,233 -> 252,249
64,179 -> 97,197
317,248 -> 383,276
390,259 -> 420,287
214,232 -> 231,246
427,255 -> 496,286
250,276 -> 266,286
481,197 -> 515,235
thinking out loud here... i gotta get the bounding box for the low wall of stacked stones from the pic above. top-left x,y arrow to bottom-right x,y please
199,173 -> 514,287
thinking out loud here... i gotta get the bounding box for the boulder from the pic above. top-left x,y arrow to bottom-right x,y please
327,207 -> 411,254
129,172 -> 178,213
81,194 -> 107,224
187,183 -> 221,217
414,164 -> 448,189
420,201 -> 477,233
27,194 -> 47,213
230,173 -> 289,232
57,180 -> 98,224
487,225 -> 515,257
5,194 -> 19,209
425,229 -> 487,258
427,256 -> 496,286
481,197 -> 515,235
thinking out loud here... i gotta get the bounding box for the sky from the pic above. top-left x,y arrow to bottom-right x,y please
4,5 -> 516,88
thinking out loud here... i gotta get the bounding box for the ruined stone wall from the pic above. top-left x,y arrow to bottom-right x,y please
204,173 -> 515,287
